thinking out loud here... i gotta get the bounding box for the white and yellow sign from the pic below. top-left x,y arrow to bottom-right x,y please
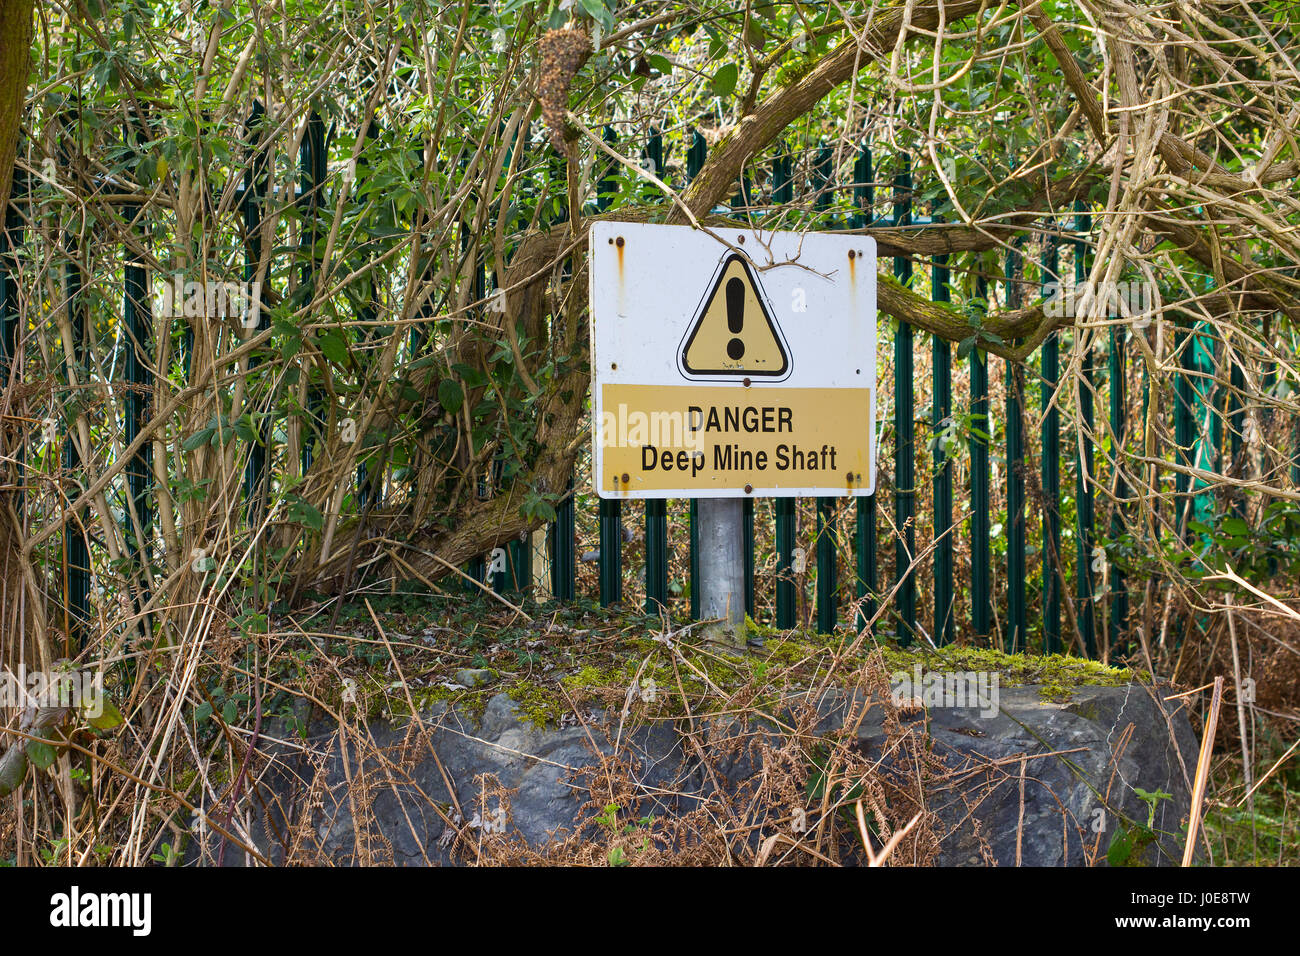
589,221 -> 877,498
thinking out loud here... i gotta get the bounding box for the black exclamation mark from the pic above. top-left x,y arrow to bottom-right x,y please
726,276 -> 745,360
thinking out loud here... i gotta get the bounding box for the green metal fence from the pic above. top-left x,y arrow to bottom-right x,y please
4,117 -> 1273,660
536,128 -> 1129,654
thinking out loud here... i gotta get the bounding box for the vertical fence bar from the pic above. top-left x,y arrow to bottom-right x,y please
1075,205 -> 1097,656
1175,313 -> 1211,545
932,252 -> 954,645
551,477 -> 576,600
352,121 -> 382,508
1,167 -> 23,395
1227,351 -> 1244,516
815,498 -> 836,633
1288,316 -> 1300,485
1208,312 -> 1225,462
1293,414 -> 1300,486
1108,264 -> 1129,648
644,125 -> 663,179
1171,215 -> 1202,546
642,127 -> 669,614
689,497 -> 701,619
1,167 -> 24,536
1203,298 -> 1226,551
1187,299 -> 1217,535
243,103 -> 270,510
773,151 -> 797,629
62,203 -> 90,646
1041,236 -> 1061,653
645,498 -> 667,613
732,171 -> 752,211
599,498 -> 622,606
597,125 -> 621,604
299,111 -> 326,477
814,142 -> 836,633
687,129 -> 706,619
1173,312 -> 1195,549
893,157 -> 915,644
124,205 -> 153,571
970,274 -> 992,640
1174,310 -> 1195,524
743,498 -> 755,617
855,144 -> 878,631
775,497 -> 796,628
771,149 -> 791,202
408,137 -> 436,359
1260,333 -> 1277,440
1004,245 -> 1026,652
1293,413 -> 1300,486
598,124 -> 618,205
466,554 -> 485,594
545,142 -> 576,602
464,232 -> 488,590
505,533 -> 531,595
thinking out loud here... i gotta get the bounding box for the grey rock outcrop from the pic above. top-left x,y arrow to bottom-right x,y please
201,681 -> 1199,866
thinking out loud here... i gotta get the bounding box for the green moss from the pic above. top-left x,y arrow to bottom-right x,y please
744,615 -> 784,639
1039,682 -> 1078,703
508,679 -> 571,730
402,684 -> 492,723
176,767 -> 199,794
775,53 -> 816,88
565,663 -> 623,689
733,630 -> 1133,703
504,642 -> 758,729
280,595 -> 1137,733
876,645 -> 1133,701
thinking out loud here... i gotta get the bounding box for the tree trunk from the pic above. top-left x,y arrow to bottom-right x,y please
0,0 -> 33,215
0,0 -> 36,797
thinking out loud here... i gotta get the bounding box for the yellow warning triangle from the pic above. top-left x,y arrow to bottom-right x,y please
681,253 -> 789,377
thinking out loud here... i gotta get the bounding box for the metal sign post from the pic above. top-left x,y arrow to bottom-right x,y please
697,497 -> 745,644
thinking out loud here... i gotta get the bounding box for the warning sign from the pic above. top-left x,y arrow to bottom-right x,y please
597,384 -> 874,494
680,254 -> 789,378
589,221 -> 877,499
